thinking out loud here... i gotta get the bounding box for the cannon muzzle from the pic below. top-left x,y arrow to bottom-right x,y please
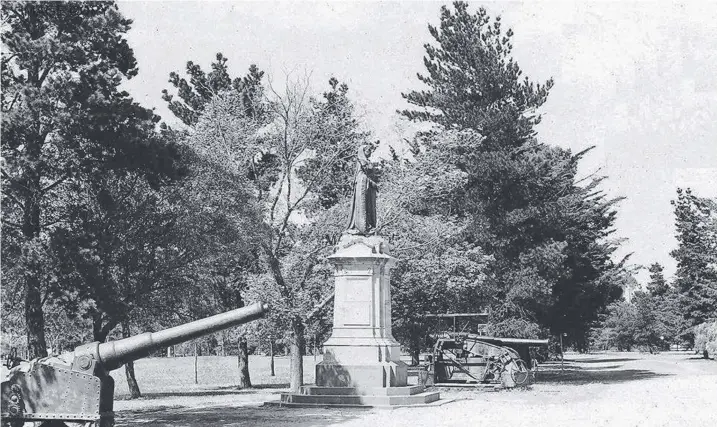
96,302 -> 268,371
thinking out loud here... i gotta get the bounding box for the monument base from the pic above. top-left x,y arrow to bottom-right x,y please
274,232 -> 440,407
315,361 -> 408,390
276,385 -> 441,408
315,335 -> 408,390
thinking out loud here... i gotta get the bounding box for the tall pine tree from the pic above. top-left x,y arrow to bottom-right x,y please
400,2 -> 627,348
1,1 -> 177,358
647,263 -> 670,297
671,188 -> 717,339
161,53 -> 265,127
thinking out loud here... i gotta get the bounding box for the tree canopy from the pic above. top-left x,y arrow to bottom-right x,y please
399,1 -> 627,348
1,0 -> 181,358
592,187 -> 717,352
671,188 -> 717,340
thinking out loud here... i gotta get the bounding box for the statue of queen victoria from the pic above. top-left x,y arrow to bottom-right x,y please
346,144 -> 378,235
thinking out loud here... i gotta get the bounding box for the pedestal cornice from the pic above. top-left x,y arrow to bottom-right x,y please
328,234 -> 397,266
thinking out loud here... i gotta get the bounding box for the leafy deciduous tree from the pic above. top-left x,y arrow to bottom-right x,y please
179,71 -> 371,391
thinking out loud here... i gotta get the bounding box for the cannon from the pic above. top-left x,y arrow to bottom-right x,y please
1,302 -> 268,427
423,333 -> 548,388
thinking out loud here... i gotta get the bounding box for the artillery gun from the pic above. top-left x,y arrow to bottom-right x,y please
425,333 -> 548,388
1,302 -> 268,427
417,313 -> 548,389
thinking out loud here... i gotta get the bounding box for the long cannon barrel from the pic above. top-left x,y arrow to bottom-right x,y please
95,302 -> 268,371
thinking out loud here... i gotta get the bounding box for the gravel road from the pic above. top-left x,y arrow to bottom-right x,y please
114,352 -> 717,427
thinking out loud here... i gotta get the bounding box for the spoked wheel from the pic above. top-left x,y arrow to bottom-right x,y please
443,360 -> 459,380
510,360 -> 531,387
512,369 -> 530,386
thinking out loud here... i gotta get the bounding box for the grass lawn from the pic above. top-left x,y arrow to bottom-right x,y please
112,354 -> 319,397
113,351 -> 717,427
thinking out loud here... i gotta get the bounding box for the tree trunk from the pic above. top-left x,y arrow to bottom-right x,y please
289,319 -> 306,392
270,338 -> 275,376
25,273 -> 47,358
19,12 -> 51,361
122,321 -> 142,398
237,336 -> 251,389
22,154 -> 47,359
411,347 -> 420,366
92,315 -> 118,343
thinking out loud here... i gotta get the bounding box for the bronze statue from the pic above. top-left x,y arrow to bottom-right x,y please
347,144 -> 378,234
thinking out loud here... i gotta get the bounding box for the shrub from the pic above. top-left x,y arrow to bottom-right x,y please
693,321 -> 717,359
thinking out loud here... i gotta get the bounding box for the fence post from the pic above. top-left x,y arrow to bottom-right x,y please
194,342 -> 198,384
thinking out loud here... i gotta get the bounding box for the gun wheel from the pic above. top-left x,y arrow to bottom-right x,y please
444,364 -> 456,380
512,369 -> 530,386
511,360 -> 531,387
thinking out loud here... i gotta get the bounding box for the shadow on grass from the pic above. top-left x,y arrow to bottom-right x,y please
539,366 -> 669,385
567,357 -> 638,364
116,404 -> 365,427
251,383 -> 291,389
580,364 -> 622,371
116,384 -> 291,401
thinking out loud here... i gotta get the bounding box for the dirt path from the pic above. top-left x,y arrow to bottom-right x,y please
114,352 -> 717,427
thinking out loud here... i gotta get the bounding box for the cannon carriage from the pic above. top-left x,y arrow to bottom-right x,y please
426,333 -> 548,388
417,313 -> 549,389
1,302 -> 268,427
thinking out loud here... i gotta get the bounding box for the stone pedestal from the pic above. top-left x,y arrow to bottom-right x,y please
316,234 -> 406,391
277,234 -> 440,408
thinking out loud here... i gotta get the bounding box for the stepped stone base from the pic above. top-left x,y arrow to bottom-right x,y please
269,234 -> 445,409
275,385 -> 441,408
315,360 -> 408,390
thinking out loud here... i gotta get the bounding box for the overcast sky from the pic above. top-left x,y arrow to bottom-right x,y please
117,1 -> 717,284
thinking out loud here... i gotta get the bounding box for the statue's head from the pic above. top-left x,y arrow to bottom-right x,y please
358,144 -> 371,163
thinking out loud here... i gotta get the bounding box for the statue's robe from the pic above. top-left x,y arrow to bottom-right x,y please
347,163 -> 377,234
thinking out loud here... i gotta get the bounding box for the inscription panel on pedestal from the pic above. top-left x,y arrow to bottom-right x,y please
335,264 -> 374,276
342,277 -> 372,326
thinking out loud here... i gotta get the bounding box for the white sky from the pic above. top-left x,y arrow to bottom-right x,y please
118,1 -> 717,284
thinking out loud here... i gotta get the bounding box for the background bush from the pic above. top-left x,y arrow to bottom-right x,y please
694,321 -> 717,359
